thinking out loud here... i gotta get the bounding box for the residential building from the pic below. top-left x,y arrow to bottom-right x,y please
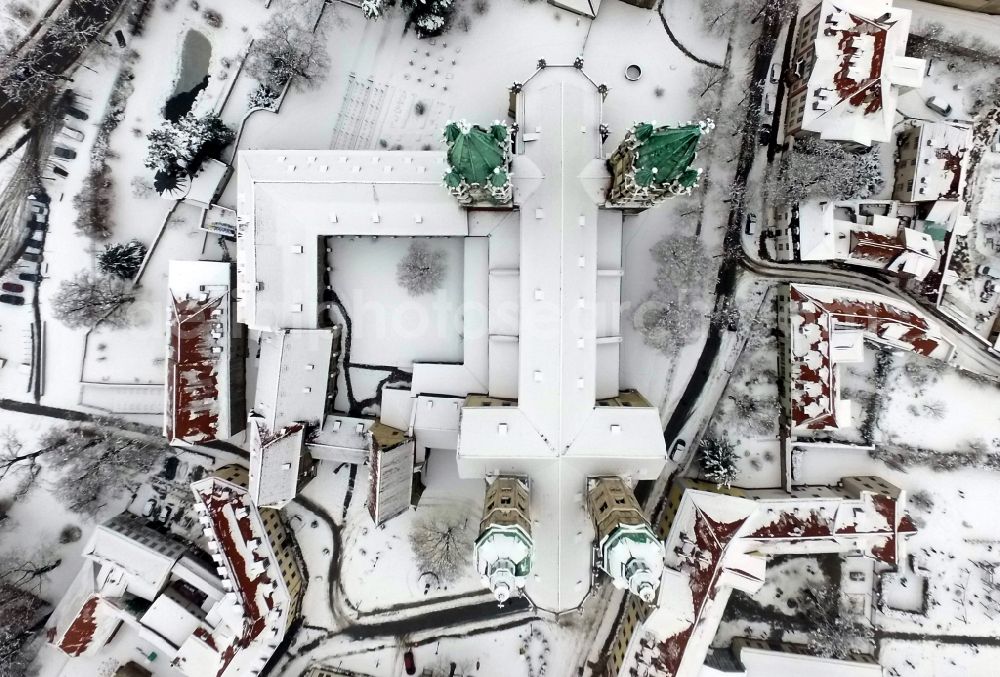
769,199 -> 938,280
47,470 -> 304,677
165,260 -> 242,445
893,121 -> 972,202
777,283 -> 954,441
605,476 -> 916,677
785,0 -> 925,146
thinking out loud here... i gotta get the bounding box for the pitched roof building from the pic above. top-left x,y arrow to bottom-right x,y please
893,121 -> 972,202
606,476 -> 916,677
785,0 -> 925,146
778,283 -> 954,437
165,261 -> 239,445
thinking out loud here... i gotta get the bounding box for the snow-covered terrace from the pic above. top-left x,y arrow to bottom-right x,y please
624,478 -> 916,677
785,283 -> 954,434
795,0 -> 924,145
164,261 -> 234,445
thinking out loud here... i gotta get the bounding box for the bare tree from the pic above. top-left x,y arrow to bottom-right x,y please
396,242 -> 447,296
0,47 -> 70,104
1,562 -> 54,676
409,514 -> 473,583
0,429 -> 48,500
246,13 -> 329,90
50,270 -> 136,329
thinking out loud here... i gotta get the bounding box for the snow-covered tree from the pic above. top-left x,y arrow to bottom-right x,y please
0,48 -> 71,104
699,436 -> 739,487
246,14 -> 329,89
396,243 -> 446,296
768,137 -> 883,208
409,514 -> 473,583
403,0 -> 456,38
97,239 -> 147,279
633,296 -> 702,352
51,270 -> 136,329
634,234 -> 715,353
41,423 -> 167,517
362,0 -> 392,20
144,113 -> 234,178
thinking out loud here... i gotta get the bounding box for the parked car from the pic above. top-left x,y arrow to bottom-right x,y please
53,146 -> 77,160
0,294 -> 24,306
141,498 -> 157,518
60,127 -> 84,142
403,650 -> 416,675
65,106 -> 88,121
669,439 -> 687,461
21,252 -> 41,263
926,96 -> 953,116
978,264 -> 1000,280
50,164 -> 69,178
769,62 -> 781,83
26,237 -> 44,248
758,123 -> 773,146
745,213 -> 758,236
2,282 -> 24,293
18,273 -> 41,283
763,93 -> 775,116
24,245 -> 41,255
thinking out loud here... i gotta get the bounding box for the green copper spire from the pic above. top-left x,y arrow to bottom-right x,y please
443,120 -> 512,205
631,123 -> 706,188
444,121 -> 508,186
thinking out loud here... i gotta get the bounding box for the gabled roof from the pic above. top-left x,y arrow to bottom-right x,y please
165,261 -> 233,445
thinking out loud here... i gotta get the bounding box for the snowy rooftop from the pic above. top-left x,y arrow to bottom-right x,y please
903,121 -> 972,201
784,283 -> 954,434
165,261 -> 234,445
235,150 -> 469,332
180,473 -> 295,677
458,66 -> 667,613
795,0 -> 924,145
626,478 -> 915,677
248,415 -> 306,509
252,328 -> 336,431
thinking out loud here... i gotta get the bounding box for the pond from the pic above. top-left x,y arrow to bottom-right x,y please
164,29 -> 212,121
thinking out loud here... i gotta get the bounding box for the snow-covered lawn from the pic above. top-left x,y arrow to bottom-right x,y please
329,236 -> 465,368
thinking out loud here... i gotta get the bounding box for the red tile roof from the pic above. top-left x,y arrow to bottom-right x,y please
166,294 -> 226,443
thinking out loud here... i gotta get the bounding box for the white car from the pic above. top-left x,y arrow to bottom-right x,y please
926,96 -> 953,116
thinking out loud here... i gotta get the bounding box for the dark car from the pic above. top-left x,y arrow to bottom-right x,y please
53,147 -> 77,160
21,252 -> 42,263
65,106 -> 88,121
2,282 -> 24,293
403,650 -> 416,675
0,294 -> 24,306
51,164 -> 69,178
18,273 -> 41,283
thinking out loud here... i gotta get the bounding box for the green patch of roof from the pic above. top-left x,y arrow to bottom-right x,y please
444,122 -> 508,187
632,123 -> 705,188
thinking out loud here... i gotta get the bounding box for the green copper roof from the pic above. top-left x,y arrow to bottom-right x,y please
631,123 -> 705,188
444,122 -> 508,187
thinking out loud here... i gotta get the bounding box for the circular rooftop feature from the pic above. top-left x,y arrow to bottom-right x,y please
625,64 -> 642,82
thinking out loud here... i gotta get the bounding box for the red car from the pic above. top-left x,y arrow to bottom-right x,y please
2,282 -> 24,293
403,650 -> 416,675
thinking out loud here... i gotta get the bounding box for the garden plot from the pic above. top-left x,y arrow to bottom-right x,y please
328,236 -> 465,368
